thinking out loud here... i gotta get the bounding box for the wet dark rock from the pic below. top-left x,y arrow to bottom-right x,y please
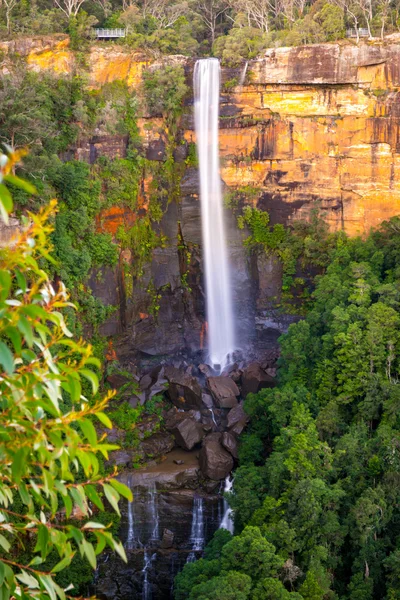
198,363 -> 214,378
207,376 -> 239,408
141,432 -> 175,457
106,373 -> 130,389
199,433 -> 234,480
128,392 -> 146,407
160,528 -> 174,549
106,450 -> 134,468
221,431 -> 238,459
165,366 -> 203,409
188,409 -> 202,422
139,373 -> 153,391
201,392 -> 214,409
265,367 -> 277,378
227,402 -> 249,436
203,479 -> 221,493
120,450 -> 200,490
174,459 -> 184,465
241,362 -> 275,397
170,417 -> 205,451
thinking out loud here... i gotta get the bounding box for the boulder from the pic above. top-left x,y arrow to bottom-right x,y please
198,363 -> 214,378
106,450 -> 134,468
165,366 -> 203,409
141,432 -> 175,457
241,362 -> 275,397
201,392 -> 214,409
106,373 -> 130,389
164,408 -> 186,430
139,373 -> 153,392
160,529 -> 174,549
199,434 -> 234,480
207,376 -> 239,408
128,392 -> 146,407
227,402 -> 249,436
221,431 -> 238,459
170,417 -> 205,451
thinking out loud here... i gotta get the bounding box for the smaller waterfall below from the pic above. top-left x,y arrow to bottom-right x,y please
219,476 -> 234,534
187,496 -> 205,563
142,550 -> 156,600
124,482 -> 160,549
126,498 -> 136,550
148,483 -> 159,542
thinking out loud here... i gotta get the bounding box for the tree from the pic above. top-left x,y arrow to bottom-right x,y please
229,0 -> 271,32
141,0 -> 189,28
53,0 -> 85,18
1,0 -> 18,34
189,571 -> 252,600
0,70 -> 55,154
0,151 -> 131,599
193,0 -> 229,43
331,0 -> 360,39
93,0 -> 112,17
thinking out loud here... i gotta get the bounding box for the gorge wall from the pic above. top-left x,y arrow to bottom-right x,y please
5,35 -> 400,355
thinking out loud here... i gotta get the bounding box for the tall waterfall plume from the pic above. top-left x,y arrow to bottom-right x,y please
194,58 -> 235,369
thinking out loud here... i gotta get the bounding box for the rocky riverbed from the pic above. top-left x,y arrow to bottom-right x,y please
94,351 -> 278,599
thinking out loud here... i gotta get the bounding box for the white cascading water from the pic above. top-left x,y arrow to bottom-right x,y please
148,482 -> 159,542
194,58 -> 235,369
126,498 -> 135,549
239,61 -> 248,86
219,475 -> 234,534
142,550 -> 156,600
209,408 -> 218,428
187,495 -> 205,563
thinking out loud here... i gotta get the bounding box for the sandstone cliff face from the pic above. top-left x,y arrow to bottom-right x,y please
11,36 -> 400,352
19,35 -> 400,237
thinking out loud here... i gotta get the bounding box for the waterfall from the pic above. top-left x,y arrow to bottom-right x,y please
142,550 -> 156,600
126,497 -> 135,549
219,475 -> 234,534
239,61 -> 248,86
187,495 -> 205,562
148,483 -> 159,542
194,58 -> 235,369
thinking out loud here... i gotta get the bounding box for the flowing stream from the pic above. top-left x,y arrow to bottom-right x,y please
194,58 -> 235,369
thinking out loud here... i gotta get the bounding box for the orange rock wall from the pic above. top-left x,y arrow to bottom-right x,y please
18,36 -> 400,236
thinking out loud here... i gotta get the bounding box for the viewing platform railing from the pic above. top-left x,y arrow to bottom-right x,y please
94,28 -> 126,39
346,28 -> 370,38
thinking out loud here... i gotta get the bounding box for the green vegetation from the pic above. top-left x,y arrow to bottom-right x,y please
238,206 -> 339,311
0,64 -> 148,331
1,0 -> 397,62
177,214 -> 400,599
0,152 -> 131,600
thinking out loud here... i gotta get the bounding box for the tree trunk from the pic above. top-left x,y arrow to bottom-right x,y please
6,8 -> 11,34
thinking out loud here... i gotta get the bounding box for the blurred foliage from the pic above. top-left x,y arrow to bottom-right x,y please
0,152 -> 132,600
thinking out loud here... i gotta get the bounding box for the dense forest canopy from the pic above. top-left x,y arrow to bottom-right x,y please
174,217 -> 400,600
1,0 -> 400,62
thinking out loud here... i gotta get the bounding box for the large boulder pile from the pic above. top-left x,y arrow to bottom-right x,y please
109,355 -> 277,484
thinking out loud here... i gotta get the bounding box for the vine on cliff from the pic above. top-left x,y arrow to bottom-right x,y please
238,206 -> 340,311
